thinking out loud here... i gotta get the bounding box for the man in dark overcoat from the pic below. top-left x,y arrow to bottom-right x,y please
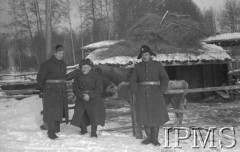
130,45 -> 169,146
71,58 -> 106,138
37,44 -> 69,139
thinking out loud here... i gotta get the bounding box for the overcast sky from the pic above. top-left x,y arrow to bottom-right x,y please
193,0 -> 227,11
0,0 -> 229,33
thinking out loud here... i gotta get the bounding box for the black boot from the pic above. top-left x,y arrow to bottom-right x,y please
91,125 -> 97,138
151,126 -> 161,146
47,121 -> 58,140
142,126 -> 151,145
54,121 -> 60,133
80,123 -> 88,135
40,124 -> 47,130
48,130 -> 58,140
40,121 -> 48,130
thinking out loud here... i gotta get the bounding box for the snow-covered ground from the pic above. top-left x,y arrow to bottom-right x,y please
1,96 -> 240,152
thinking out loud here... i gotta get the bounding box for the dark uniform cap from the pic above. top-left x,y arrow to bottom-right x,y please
79,58 -> 94,68
137,45 -> 156,59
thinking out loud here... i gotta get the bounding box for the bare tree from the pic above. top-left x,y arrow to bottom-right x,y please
203,8 -> 217,35
219,0 -> 240,32
61,0 -> 76,64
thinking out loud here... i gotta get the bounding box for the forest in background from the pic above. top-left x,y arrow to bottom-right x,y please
0,0 -> 240,71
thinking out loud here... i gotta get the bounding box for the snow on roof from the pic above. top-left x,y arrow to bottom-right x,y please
87,43 -> 231,65
203,32 -> 240,42
86,48 -> 109,60
82,40 -> 123,50
93,56 -> 137,65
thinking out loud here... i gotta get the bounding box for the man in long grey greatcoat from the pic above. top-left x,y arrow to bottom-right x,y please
37,44 -> 69,140
130,45 -> 169,146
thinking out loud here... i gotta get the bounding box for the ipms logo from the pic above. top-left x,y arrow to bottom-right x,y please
163,127 -> 236,149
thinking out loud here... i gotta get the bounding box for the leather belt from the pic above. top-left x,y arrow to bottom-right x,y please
138,81 -> 160,86
46,80 -> 66,83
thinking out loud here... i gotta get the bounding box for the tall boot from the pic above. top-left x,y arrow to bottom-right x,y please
40,121 -> 48,130
91,125 -> 97,138
80,123 -> 88,135
151,126 -> 161,146
54,121 -> 60,133
142,126 -> 151,145
47,121 -> 58,140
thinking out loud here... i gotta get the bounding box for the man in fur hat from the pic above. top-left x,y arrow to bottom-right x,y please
71,58 -> 106,138
130,45 -> 169,146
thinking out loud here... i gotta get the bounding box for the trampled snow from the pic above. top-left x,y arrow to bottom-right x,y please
0,96 -> 169,151
1,96 -> 240,151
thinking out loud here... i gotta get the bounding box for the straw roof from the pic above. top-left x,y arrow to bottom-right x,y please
84,14 -> 231,66
86,42 -> 231,67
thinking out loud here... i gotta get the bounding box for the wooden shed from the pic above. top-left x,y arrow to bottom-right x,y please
203,33 -> 240,71
84,41 -> 232,101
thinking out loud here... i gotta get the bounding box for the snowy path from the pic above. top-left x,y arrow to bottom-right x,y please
0,96 -> 240,151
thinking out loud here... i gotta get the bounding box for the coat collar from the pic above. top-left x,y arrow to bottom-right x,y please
51,56 -> 64,65
140,59 -> 154,66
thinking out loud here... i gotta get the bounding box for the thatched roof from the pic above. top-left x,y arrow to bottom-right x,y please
203,33 -> 240,43
128,14 -> 206,48
86,42 -> 231,67
203,33 -> 240,47
83,14 -> 231,67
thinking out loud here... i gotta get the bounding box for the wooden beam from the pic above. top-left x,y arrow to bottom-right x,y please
165,85 -> 240,94
215,90 -> 230,99
0,81 -> 37,86
168,102 -> 240,113
0,72 -> 37,77
2,89 -> 40,95
0,95 -> 35,99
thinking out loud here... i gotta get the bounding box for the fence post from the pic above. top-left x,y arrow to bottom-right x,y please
129,91 -> 143,139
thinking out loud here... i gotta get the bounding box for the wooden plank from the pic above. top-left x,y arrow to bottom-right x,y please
129,91 -> 143,139
165,85 -> 240,94
0,72 -> 37,77
0,81 -> 37,86
0,95 -> 35,98
3,89 -> 40,95
215,90 -> 230,99
168,102 -> 240,113
129,91 -> 136,136
0,80 -> 73,86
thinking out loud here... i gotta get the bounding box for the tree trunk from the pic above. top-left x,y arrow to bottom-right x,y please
67,0 -> 76,64
45,0 -> 52,59
7,44 -> 16,72
91,0 -> 96,42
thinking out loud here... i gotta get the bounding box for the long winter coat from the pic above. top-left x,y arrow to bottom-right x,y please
130,60 -> 169,127
71,70 -> 106,127
37,56 -> 68,123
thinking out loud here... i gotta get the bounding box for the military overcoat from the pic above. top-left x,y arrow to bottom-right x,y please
37,56 -> 69,123
71,70 -> 106,127
130,60 -> 169,126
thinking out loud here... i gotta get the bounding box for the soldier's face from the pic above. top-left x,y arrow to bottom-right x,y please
142,52 -> 151,62
54,50 -> 64,60
81,65 -> 92,75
